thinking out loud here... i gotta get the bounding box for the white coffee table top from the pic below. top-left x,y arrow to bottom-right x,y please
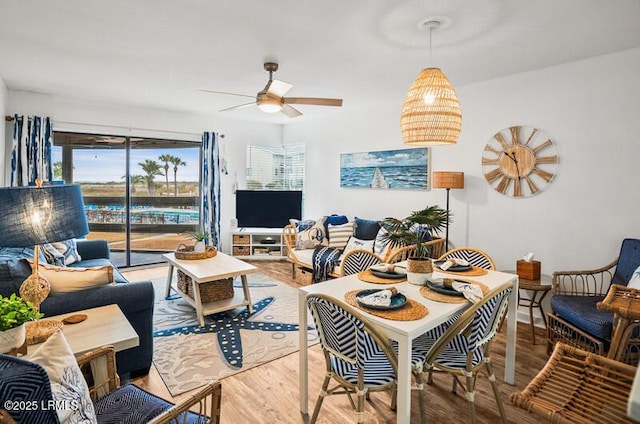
26,304 -> 139,356
162,251 -> 257,283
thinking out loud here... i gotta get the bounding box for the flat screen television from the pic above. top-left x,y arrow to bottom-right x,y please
235,190 -> 302,228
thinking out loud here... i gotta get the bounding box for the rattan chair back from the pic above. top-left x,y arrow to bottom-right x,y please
510,342 -> 636,424
438,247 -> 496,270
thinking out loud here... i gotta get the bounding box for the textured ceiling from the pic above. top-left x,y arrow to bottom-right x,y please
1,0 -> 639,124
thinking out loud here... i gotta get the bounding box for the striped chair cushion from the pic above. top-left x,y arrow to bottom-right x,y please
94,383 -> 203,424
441,250 -> 493,270
413,287 -> 511,369
308,296 -> 396,387
341,250 -> 381,276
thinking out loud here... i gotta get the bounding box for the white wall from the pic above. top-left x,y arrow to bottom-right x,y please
0,77 -> 7,186
285,47 -> 640,275
6,91 -> 283,251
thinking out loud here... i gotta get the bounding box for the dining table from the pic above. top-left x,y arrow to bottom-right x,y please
298,266 -> 519,424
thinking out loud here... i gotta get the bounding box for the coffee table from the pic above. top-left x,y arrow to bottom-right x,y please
27,304 -> 139,356
162,251 -> 258,326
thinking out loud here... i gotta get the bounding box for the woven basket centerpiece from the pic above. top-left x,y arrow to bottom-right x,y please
176,270 -> 234,303
175,244 -> 217,260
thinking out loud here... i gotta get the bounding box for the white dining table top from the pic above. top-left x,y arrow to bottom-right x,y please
300,268 -> 517,338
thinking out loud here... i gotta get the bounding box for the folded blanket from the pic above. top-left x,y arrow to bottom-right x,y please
312,246 -> 342,284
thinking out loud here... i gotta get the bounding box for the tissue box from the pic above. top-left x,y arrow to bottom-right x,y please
517,260 -> 541,280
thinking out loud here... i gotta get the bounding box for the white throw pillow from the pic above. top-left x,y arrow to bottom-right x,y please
29,329 -> 97,423
373,227 -> 395,259
340,236 -> 375,260
55,239 -> 82,265
29,260 -> 114,295
328,222 -> 355,249
628,265 -> 640,289
296,218 -> 328,249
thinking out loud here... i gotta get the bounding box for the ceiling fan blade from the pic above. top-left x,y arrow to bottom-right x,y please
281,104 -> 303,118
199,89 -> 255,99
220,102 -> 255,112
283,97 -> 343,107
267,79 -> 293,98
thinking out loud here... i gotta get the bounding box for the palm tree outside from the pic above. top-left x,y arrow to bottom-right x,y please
138,159 -> 164,195
158,154 -> 173,195
169,156 -> 187,196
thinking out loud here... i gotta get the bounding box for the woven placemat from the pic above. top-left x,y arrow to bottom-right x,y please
357,270 -> 407,284
344,290 -> 428,321
436,266 -> 488,277
419,280 -> 489,303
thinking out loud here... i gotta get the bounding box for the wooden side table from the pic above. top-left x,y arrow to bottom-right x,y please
506,271 -> 552,344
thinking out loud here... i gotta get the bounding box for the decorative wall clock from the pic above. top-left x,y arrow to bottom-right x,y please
481,125 -> 559,197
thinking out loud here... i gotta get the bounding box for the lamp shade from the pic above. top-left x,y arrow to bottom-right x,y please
432,171 -> 464,189
0,185 -> 88,247
400,68 -> 462,146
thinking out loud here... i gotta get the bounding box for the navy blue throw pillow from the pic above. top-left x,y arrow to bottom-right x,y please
354,217 -> 381,240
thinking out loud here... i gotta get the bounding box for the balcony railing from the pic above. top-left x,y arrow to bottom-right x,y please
83,196 -> 199,234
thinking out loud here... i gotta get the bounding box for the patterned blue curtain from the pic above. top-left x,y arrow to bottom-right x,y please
201,132 -> 221,249
10,115 -> 53,187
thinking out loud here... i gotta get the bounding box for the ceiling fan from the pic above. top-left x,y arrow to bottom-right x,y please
200,62 -> 343,118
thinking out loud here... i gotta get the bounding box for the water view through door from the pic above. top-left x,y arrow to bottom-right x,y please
53,133 -> 201,267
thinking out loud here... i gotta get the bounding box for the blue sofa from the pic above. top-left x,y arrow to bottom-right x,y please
0,239 -> 154,378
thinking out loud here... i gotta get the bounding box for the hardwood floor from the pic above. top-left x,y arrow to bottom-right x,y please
124,260 -> 550,423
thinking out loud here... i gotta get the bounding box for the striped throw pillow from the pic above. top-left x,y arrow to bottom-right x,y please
328,222 -> 354,249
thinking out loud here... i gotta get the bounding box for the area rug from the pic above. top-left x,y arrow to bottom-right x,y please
151,273 -> 317,396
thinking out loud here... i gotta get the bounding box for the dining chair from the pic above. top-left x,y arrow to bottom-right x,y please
306,293 -> 426,424
438,247 -> 496,270
411,282 -> 513,424
339,249 -> 383,276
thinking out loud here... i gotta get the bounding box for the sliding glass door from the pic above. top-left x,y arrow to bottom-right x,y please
53,132 -> 201,267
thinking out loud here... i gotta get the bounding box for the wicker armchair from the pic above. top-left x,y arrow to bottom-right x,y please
510,342 -> 636,424
547,238 -> 640,364
77,346 -> 221,423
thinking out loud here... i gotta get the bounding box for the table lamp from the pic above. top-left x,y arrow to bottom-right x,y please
0,180 -> 88,340
432,171 -> 464,250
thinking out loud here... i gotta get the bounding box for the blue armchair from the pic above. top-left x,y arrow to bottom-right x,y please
547,238 -> 640,364
0,239 -> 154,378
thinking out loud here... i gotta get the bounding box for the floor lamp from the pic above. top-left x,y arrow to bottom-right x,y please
432,171 -> 464,250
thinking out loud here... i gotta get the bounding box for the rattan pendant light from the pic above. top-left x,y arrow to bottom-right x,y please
401,20 -> 461,146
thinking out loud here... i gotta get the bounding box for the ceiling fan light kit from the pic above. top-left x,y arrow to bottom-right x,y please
400,19 -> 461,146
256,94 -> 282,113
206,62 -> 343,118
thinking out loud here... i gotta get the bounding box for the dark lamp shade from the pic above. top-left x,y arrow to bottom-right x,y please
432,171 -> 465,190
0,185 -> 88,247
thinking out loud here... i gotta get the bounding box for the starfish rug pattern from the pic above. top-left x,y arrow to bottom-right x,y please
154,296 -> 308,368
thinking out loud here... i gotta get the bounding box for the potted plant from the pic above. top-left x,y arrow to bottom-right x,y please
381,206 -> 449,285
0,293 -> 43,353
188,228 -> 210,253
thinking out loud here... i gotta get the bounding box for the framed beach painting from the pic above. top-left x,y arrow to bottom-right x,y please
340,147 -> 430,190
